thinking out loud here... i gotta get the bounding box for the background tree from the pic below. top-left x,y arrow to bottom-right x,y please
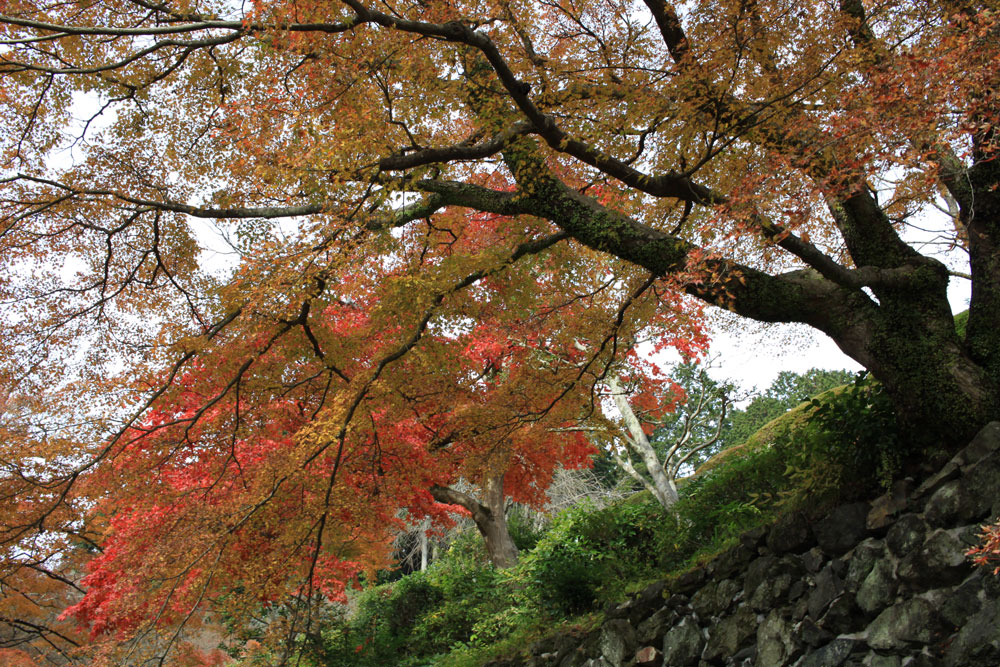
543,464 -> 630,515
720,368 -> 858,450
430,474 -> 520,569
602,364 -> 855,508
1,0 -> 999,662
600,362 -> 732,509
647,362 -> 738,473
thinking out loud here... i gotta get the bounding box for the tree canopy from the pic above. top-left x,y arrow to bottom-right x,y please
1,0 -> 998,662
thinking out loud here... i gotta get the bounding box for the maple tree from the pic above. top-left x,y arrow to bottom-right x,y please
1,0 -> 999,662
968,520 -> 1000,575
0,542 -> 87,665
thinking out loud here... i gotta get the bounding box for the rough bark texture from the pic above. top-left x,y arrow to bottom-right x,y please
477,141 -> 1000,451
430,475 -> 519,569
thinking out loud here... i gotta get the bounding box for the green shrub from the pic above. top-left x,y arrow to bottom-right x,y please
410,536 -> 515,654
315,372 -> 906,667
775,374 -> 901,504
318,528 -> 524,666
516,497 -> 669,615
673,444 -> 787,553
955,309 -> 969,338
506,506 -> 547,553
321,571 -> 445,665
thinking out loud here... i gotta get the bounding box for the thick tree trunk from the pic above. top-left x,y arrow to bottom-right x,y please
724,250 -> 997,450
857,296 -> 996,449
964,124 -> 1000,385
430,474 -> 519,569
518,171 -> 999,451
825,175 -> 1000,449
432,123 -> 1000,453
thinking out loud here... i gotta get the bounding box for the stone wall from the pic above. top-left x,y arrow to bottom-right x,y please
485,423 -> 1000,667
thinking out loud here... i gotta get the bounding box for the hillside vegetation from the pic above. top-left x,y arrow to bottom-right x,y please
229,369 -> 916,666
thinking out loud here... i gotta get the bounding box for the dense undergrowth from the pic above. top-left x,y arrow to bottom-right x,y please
234,375 -> 907,666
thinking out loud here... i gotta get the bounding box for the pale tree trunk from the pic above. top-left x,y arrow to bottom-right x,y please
419,517 -> 430,571
430,474 -> 519,568
607,376 -> 679,509
606,373 -> 727,511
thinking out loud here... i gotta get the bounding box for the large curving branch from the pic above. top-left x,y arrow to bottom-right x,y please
337,0 -> 721,204
0,13 -> 359,38
416,164 -> 883,369
4,174 -> 449,231
378,122 -> 533,172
